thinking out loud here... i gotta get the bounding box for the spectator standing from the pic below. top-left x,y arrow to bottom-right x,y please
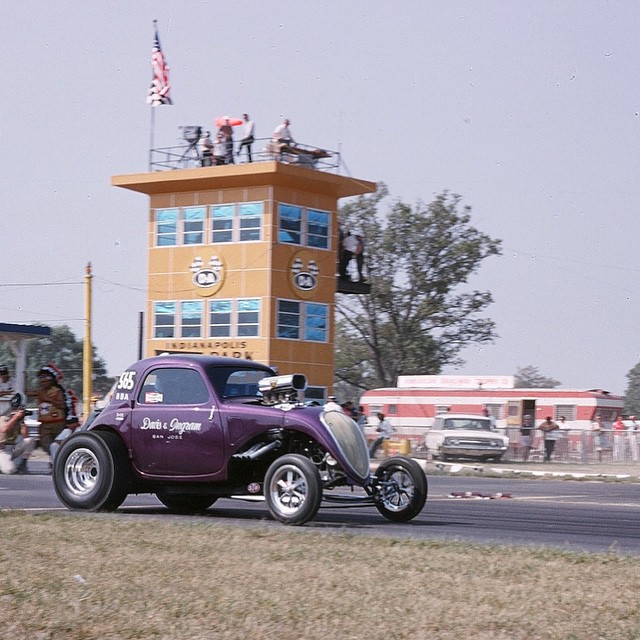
219,117 -> 235,164
198,130 -> 214,167
539,416 -> 560,462
49,389 -> 81,463
628,415 -> 639,462
237,113 -> 255,162
592,415 -> 610,463
369,412 -> 395,458
353,231 -> 366,282
213,132 -> 227,165
612,416 -> 627,461
520,414 -> 534,461
341,400 -> 355,416
27,364 -> 68,458
323,395 -> 342,412
0,365 -> 15,399
356,405 -> 367,433
0,404 -> 34,474
339,231 -> 358,280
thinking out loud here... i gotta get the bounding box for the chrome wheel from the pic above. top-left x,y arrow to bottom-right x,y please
63,447 -> 100,497
269,464 -> 309,515
52,432 -> 130,511
374,457 -> 427,522
264,454 -> 322,525
379,467 -> 416,512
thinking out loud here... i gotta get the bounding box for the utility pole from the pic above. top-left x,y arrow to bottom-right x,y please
83,262 -> 93,418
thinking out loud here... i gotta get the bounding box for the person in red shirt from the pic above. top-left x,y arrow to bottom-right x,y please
612,416 -> 627,461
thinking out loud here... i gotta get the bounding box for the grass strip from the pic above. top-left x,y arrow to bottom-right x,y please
1,511 -> 639,640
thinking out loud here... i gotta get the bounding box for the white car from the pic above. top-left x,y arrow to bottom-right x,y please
425,413 -> 509,462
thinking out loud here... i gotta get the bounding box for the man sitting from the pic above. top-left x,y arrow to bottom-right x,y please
0,400 -> 35,474
272,118 -> 295,159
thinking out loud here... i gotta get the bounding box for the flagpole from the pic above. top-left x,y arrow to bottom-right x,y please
148,19 -> 157,171
149,105 -> 155,171
147,18 -> 171,171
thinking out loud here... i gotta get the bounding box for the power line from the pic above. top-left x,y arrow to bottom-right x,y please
0,281 -> 83,288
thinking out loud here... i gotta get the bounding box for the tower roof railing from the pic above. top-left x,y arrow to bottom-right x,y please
149,136 -> 341,173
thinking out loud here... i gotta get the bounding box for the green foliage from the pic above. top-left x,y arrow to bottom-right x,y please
624,361 -> 640,415
336,187 -> 502,390
0,325 -> 114,400
514,365 -> 561,388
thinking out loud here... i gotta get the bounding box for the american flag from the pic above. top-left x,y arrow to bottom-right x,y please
147,22 -> 172,106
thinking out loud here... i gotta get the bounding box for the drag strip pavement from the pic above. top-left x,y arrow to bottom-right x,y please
1,468 -> 638,555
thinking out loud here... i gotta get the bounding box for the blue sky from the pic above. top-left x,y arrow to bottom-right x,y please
1,2 -> 639,394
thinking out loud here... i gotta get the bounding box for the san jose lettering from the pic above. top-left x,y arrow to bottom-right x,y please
141,417 -> 202,434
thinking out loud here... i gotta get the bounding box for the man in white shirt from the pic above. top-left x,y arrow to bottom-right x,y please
339,231 -> 358,280
273,118 -> 293,144
237,113 -> 255,162
323,395 -> 342,412
198,131 -> 214,167
369,412 -> 395,458
272,118 -> 294,159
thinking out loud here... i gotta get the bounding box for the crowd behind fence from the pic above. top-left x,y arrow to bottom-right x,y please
364,426 -> 640,465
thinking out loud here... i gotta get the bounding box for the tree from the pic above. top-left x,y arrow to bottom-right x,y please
514,365 -> 561,388
624,361 -> 640,416
335,187 -> 502,391
0,325 -> 114,400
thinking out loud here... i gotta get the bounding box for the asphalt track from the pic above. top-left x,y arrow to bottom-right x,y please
2,461 -> 638,555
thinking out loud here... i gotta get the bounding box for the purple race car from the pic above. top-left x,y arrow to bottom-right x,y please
53,355 -> 427,525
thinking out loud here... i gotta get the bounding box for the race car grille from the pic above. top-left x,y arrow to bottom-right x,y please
321,411 -> 370,480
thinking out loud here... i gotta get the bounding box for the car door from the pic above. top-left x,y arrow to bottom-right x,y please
130,366 -> 224,477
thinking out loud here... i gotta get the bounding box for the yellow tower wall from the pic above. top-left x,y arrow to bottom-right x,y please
113,162 -> 375,397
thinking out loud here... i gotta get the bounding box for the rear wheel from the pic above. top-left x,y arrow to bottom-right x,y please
374,456 -> 427,522
53,431 -> 130,511
264,454 -> 322,525
156,493 -> 217,513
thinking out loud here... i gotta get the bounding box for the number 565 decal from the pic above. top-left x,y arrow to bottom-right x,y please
117,370 -> 137,390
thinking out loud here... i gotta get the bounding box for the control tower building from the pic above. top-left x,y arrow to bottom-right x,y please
112,141 -> 375,401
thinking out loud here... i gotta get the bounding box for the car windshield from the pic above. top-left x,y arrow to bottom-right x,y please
205,365 -> 274,399
443,418 -> 491,431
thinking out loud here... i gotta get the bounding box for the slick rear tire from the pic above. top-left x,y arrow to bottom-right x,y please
53,431 -> 130,511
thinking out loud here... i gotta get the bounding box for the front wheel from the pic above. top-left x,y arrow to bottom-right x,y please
264,454 -> 322,525
374,456 -> 427,522
156,493 -> 218,513
52,431 -> 130,511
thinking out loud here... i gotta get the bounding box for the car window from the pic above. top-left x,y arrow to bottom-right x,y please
443,419 -> 491,431
205,365 -> 273,399
137,368 -> 209,405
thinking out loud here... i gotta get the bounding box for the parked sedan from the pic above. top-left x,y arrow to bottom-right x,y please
425,413 -> 509,462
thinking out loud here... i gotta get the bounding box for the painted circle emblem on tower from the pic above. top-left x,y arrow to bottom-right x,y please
191,254 -> 224,297
289,250 -> 320,298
